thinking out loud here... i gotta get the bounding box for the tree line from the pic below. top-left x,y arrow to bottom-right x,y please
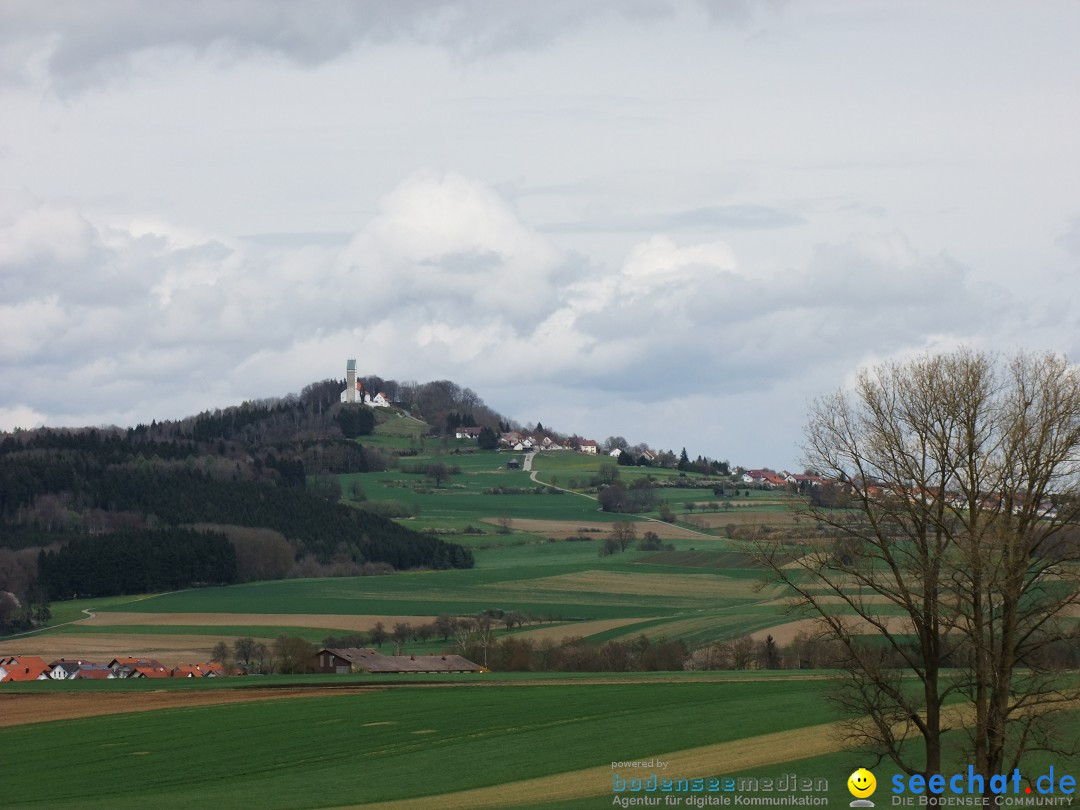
38,528 -> 237,599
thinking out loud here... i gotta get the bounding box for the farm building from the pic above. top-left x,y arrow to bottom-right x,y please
314,648 -> 482,674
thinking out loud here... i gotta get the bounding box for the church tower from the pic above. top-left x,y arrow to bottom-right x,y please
344,358 -> 358,403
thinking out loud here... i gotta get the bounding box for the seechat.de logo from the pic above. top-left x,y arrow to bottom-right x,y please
848,767 -> 877,807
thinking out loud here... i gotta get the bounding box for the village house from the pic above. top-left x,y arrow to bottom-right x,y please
742,469 -> 787,487
48,659 -> 90,680
0,655 -> 51,682
71,664 -> 112,680
128,665 -> 171,679
783,472 -> 824,488
107,657 -> 167,678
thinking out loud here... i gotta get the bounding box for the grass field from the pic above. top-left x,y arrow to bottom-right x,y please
1,676 -> 845,808
4,674 -> 1075,809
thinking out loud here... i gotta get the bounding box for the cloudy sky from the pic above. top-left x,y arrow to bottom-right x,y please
2,1 -> 1079,469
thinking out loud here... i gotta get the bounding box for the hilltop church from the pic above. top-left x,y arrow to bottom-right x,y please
340,358 -> 391,408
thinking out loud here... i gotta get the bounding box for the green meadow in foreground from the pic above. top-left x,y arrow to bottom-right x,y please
3,678 -> 838,809
8,675 -> 1073,809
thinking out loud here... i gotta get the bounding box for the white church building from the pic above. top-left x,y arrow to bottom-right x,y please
340,358 -> 391,407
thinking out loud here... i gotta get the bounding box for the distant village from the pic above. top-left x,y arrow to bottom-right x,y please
1,648 -> 482,683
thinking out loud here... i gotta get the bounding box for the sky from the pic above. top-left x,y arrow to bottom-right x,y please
2,0 -> 1079,470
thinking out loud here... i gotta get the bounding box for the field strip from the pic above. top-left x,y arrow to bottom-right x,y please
0,677 -> 837,728
482,518 -> 711,541
749,616 -> 915,645
0,686 -> 379,728
342,719 -> 851,809
512,617 -> 653,641
0,631 -> 249,668
80,612 -> 438,629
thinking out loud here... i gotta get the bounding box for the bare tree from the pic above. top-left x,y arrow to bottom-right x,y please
427,463 -> 452,488
233,637 -> 257,670
369,622 -> 387,648
611,521 -> 637,551
392,622 -> 412,654
727,634 -> 756,670
273,634 -> 316,674
434,614 -> 456,642
757,348 -> 1080,781
453,616 -> 476,655
472,613 -> 497,669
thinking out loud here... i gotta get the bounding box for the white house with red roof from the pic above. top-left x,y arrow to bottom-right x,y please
0,656 -> 51,682
742,469 -> 787,487
339,358 -> 391,407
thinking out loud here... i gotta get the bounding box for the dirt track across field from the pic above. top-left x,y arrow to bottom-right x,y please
81,612 -> 438,630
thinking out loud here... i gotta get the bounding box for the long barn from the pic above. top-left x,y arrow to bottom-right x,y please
314,648 -> 482,674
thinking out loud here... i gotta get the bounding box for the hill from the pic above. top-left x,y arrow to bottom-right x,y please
0,378 -> 502,633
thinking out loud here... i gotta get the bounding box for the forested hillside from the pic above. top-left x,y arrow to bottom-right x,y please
0,376 -> 489,633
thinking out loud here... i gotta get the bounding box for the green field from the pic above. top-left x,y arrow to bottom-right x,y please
92,558 -> 779,623
6,675 -> 1075,809
2,677 -> 842,808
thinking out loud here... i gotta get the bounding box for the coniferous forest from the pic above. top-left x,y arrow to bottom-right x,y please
0,377 -> 482,632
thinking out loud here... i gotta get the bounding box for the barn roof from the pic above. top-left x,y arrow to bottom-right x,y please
320,648 -> 481,673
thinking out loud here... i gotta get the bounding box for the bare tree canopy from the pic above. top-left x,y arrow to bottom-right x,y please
758,348 -> 1080,782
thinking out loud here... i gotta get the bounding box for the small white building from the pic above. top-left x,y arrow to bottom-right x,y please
339,358 -> 391,407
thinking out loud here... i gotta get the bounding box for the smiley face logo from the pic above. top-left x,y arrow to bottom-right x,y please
847,768 -> 877,799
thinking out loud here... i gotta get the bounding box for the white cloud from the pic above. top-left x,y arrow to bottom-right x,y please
0,171 -> 1033,467
2,1 -> 1079,470
0,404 -> 47,432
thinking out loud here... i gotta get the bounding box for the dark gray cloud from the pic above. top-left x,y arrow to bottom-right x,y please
0,0 -> 688,92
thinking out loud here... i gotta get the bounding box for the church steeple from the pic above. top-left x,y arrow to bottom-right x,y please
343,358 -> 359,403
